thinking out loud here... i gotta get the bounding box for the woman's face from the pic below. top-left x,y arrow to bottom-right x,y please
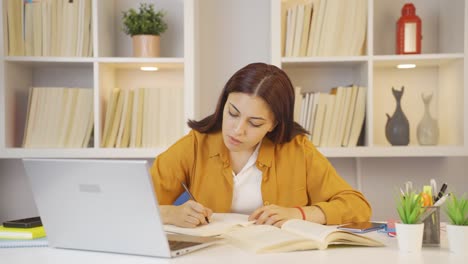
222,92 -> 276,153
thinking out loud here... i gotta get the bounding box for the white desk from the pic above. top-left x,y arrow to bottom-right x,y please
0,231 -> 465,264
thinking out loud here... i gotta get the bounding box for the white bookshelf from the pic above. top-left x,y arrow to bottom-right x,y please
272,0 -> 468,157
0,0 -> 467,158
0,0 -> 194,158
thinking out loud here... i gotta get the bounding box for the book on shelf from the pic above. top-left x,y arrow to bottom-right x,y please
280,0 -> 367,57
119,90 -> 134,148
319,93 -> 335,147
311,93 -> 327,146
292,4 -> 304,57
100,86 -> 183,148
293,86 -> 303,122
346,86 -> 367,147
300,92 -> 310,129
306,92 -> 318,140
299,3 -> 312,56
5,0 -> 92,56
5,0 -> 25,56
130,88 -> 144,148
115,89 -> 131,148
335,86 -> 352,146
224,219 -> 384,253
342,85 -> 359,146
22,87 -> 93,148
105,87 -> 125,148
101,88 -> 121,147
0,225 -> 46,240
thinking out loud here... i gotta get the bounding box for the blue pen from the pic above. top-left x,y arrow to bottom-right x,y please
181,182 -> 210,223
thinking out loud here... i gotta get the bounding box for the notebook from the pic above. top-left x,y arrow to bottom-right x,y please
22,159 -> 221,258
0,237 -> 48,248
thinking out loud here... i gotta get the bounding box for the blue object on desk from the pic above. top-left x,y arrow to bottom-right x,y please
173,191 -> 190,206
0,237 -> 48,248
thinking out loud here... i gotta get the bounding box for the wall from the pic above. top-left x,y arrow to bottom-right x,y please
1,157 -> 467,223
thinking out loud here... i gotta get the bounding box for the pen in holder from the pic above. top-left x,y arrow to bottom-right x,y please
420,206 -> 440,246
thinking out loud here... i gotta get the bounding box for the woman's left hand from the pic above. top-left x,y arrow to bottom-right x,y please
248,204 -> 302,227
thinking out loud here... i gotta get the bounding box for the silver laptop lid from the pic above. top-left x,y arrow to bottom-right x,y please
23,159 -> 172,258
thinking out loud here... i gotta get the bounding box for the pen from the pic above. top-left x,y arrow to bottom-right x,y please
418,207 -> 437,223
434,193 -> 450,207
181,182 -> 210,223
430,179 -> 437,202
435,183 -> 448,202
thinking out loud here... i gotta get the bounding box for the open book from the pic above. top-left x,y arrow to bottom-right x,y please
224,219 -> 384,253
164,213 -> 253,237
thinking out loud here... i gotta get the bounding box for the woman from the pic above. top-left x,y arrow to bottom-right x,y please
150,63 -> 371,228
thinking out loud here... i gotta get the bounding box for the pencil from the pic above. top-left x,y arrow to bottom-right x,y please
181,182 -> 210,223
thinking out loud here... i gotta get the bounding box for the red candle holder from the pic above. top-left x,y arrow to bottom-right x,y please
396,3 -> 422,54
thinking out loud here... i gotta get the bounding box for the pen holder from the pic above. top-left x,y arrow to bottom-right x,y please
422,206 -> 440,246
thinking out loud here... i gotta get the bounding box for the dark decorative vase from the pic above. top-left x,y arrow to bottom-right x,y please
385,86 -> 410,146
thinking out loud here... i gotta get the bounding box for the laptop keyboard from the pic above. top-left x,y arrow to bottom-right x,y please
168,240 -> 202,251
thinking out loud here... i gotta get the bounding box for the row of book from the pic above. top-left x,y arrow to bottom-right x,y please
5,0 -> 93,56
101,87 -> 184,148
293,85 -> 366,147
282,0 -> 367,57
22,87 -> 94,148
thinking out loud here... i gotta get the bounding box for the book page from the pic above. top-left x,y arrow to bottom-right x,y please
224,224 -> 317,253
282,219 -> 384,247
282,219 -> 337,242
164,213 -> 253,237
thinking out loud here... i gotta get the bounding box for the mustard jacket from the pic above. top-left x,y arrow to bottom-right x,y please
150,130 -> 371,224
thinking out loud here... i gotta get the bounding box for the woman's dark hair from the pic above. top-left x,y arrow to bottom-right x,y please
188,62 -> 308,144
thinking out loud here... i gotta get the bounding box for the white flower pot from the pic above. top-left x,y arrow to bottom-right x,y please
446,224 -> 468,254
396,223 -> 424,252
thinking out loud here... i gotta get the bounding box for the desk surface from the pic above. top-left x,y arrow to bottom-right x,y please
0,230 -> 465,264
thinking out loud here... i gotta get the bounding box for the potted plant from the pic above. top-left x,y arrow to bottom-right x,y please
122,3 -> 168,57
444,193 -> 468,254
395,190 -> 425,252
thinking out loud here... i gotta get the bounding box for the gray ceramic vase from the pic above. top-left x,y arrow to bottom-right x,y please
417,93 -> 439,145
385,86 -> 410,146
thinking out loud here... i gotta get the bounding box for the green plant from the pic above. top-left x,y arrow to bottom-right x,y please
396,191 -> 423,224
445,193 -> 468,226
122,3 -> 168,36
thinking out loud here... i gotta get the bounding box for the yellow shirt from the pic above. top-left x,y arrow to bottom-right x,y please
150,130 -> 371,224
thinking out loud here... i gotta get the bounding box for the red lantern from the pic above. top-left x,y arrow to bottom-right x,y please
396,3 -> 422,54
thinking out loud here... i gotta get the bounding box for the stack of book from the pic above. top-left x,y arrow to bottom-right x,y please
0,219 -> 47,248
22,87 -> 94,148
101,87 -> 184,148
5,0 -> 93,56
294,85 -> 366,147
282,0 -> 367,57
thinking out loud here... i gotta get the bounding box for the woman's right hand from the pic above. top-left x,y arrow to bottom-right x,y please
161,200 -> 213,228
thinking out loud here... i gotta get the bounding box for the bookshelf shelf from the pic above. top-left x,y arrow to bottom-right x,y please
319,146 -> 468,158
0,0 -> 194,157
0,148 -> 166,159
273,0 -> 467,157
282,56 -> 369,64
5,57 -> 96,63
0,0 -> 466,158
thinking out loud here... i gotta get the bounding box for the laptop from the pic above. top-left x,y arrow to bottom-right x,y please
22,158 -> 221,258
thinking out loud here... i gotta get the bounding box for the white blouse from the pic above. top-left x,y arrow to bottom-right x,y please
230,143 -> 263,215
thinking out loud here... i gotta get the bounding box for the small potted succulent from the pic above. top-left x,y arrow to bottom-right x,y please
395,190 -> 424,252
444,193 -> 468,254
122,3 -> 168,57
